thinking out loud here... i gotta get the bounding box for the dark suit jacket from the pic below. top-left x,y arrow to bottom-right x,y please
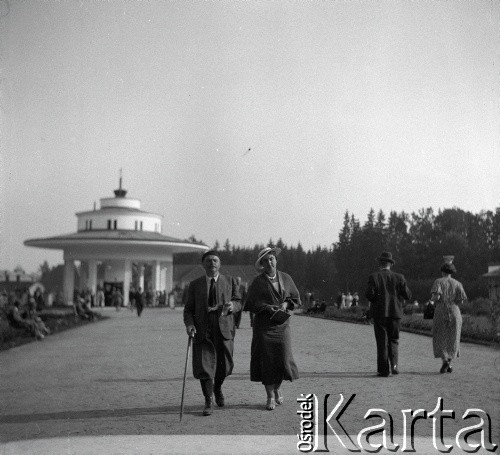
365,269 -> 411,319
183,274 -> 242,344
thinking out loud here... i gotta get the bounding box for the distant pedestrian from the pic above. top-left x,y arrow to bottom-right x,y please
305,291 -> 312,309
128,287 -> 135,311
335,292 -> 342,309
135,287 -> 145,317
34,288 -> 45,311
146,290 -> 154,307
112,288 -> 123,311
96,287 -> 105,307
365,252 -> 412,377
168,291 -> 175,309
159,291 -> 166,306
352,292 -> 359,307
430,262 -> 467,374
340,292 -> 346,309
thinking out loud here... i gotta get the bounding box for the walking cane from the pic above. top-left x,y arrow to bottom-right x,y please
180,330 -> 194,421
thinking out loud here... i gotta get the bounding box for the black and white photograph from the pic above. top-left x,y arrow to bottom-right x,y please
0,1 -> 498,454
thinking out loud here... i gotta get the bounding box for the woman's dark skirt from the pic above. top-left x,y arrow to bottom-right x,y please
250,314 -> 299,385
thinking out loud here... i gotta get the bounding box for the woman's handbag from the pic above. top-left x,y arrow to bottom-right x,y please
270,308 -> 291,324
423,301 -> 435,320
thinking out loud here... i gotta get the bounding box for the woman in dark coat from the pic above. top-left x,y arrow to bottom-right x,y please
245,247 -> 300,410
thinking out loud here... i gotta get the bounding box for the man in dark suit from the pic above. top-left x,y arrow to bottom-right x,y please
183,250 -> 241,416
134,287 -> 145,317
365,252 -> 412,377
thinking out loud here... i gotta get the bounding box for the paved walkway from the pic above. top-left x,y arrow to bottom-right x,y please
0,307 -> 498,454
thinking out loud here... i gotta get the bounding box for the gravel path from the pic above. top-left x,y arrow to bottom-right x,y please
0,307 -> 498,454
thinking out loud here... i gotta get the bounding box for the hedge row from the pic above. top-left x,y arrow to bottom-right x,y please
309,301 -> 500,345
0,308 -> 105,351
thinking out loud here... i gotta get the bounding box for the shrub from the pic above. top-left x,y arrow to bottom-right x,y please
309,302 -> 500,344
403,304 -> 415,315
461,315 -> 496,342
400,314 -> 433,332
323,306 -> 368,323
461,297 -> 493,317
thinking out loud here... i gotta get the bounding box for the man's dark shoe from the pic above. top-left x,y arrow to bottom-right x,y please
203,398 -> 213,416
391,366 -> 399,375
214,390 -> 225,407
377,372 -> 390,377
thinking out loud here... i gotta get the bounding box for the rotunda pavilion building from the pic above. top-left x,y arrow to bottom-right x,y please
24,180 -> 208,306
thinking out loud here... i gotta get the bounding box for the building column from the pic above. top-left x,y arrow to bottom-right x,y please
138,264 -> 145,291
153,260 -> 161,292
160,265 -> 167,292
78,261 -> 87,292
88,259 -> 98,296
63,259 -> 75,306
164,260 -> 173,295
123,259 -> 132,307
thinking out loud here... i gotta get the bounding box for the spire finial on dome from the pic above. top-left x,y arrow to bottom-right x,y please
114,169 -> 127,198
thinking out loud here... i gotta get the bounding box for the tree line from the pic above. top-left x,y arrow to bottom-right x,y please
178,206 -> 500,304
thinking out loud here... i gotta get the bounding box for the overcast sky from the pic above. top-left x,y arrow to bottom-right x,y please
0,0 -> 498,273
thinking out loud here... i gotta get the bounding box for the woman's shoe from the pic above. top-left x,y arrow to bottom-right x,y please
274,389 -> 284,405
440,361 -> 449,374
447,364 -> 453,373
266,398 -> 276,411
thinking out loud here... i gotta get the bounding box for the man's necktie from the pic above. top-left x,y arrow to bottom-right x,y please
208,278 -> 216,308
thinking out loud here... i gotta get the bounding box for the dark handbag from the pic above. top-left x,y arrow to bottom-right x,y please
270,308 -> 291,324
423,302 -> 435,320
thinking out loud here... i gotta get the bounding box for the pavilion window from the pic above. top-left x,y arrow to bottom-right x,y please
107,220 -> 112,230
89,220 -> 92,230
140,221 -> 143,231
135,221 -> 138,231
113,220 -> 117,230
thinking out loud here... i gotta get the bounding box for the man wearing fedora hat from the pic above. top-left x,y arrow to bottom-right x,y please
366,252 -> 412,377
183,250 -> 242,416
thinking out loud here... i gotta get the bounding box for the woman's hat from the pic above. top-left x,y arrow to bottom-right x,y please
440,262 -> 457,274
377,251 -> 395,264
255,247 -> 281,270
